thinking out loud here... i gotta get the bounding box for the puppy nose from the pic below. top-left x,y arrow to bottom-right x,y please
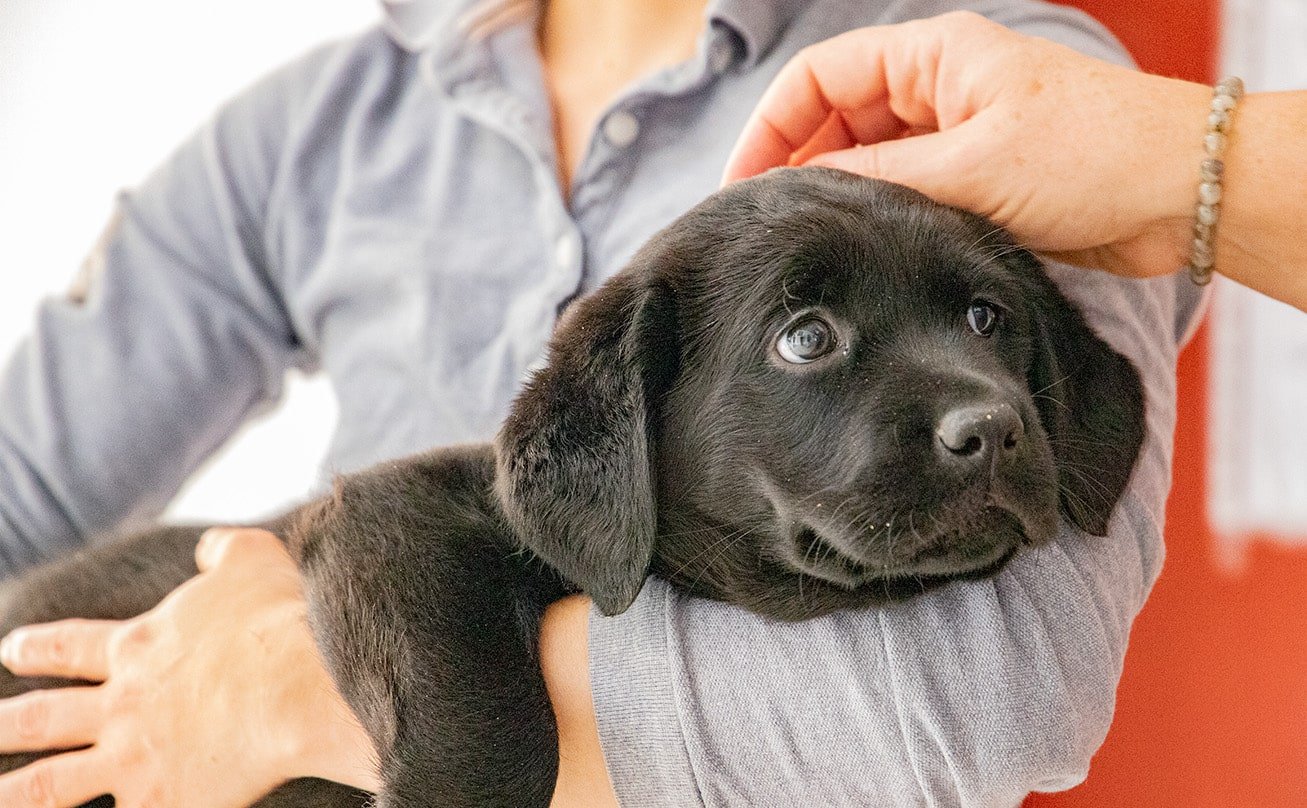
936,403 -> 1024,463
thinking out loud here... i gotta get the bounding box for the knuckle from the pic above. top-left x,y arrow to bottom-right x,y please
200,526 -> 235,545
941,9 -> 983,29
13,694 -> 49,742
112,621 -> 154,656
857,143 -> 883,178
116,742 -> 147,772
138,786 -> 167,808
105,681 -> 144,719
792,42 -> 820,70
102,728 -> 147,773
18,762 -> 57,808
40,634 -> 69,670
198,527 -> 235,560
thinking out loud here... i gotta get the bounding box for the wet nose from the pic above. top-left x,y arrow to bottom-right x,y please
936,402 -> 1024,465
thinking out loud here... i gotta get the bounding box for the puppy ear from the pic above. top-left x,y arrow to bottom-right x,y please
1020,259 -> 1146,536
495,270 -> 678,616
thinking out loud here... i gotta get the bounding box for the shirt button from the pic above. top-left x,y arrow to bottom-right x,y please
554,232 -> 578,268
708,40 -> 733,74
603,110 -> 640,148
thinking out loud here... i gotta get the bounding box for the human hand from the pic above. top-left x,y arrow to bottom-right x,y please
723,11 -> 1213,279
0,527 -> 378,807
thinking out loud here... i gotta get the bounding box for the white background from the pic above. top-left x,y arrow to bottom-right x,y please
0,1 -> 378,523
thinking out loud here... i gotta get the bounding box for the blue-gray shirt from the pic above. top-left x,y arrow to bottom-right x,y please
0,1 -> 1197,804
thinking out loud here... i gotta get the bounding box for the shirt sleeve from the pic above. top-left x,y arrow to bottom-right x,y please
0,45 -> 336,575
588,7 -> 1195,807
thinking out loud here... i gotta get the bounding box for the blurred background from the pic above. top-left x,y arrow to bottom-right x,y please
0,1 -> 1304,805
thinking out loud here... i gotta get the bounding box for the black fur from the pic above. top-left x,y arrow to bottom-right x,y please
0,169 -> 1144,806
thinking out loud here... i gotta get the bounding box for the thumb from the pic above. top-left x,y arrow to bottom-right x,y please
805,128 -> 984,212
197,526 -> 286,572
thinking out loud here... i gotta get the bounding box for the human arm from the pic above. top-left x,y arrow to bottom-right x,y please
723,11 -> 1307,311
0,42 -> 338,574
0,528 -> 379,806
0,38 -> 387,803
540,595 -> 618,808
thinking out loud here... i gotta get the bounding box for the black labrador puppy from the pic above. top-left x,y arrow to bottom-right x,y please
0,168 -> 1144,807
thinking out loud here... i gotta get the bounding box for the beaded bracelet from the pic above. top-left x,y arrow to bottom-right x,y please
1187,76 -> 1245,286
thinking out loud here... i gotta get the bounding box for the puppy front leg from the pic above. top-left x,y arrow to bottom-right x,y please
289,449 -> 566,808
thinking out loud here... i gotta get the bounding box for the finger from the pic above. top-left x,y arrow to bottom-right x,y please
0,620 -> 115,681
196,526 -> 286,573
723,31 -> 900,182
0,687 -> 102,754
724,17 -> 963,182
788,110 -> 863,167
0,747 -> 109,808
805,127 -> 979,209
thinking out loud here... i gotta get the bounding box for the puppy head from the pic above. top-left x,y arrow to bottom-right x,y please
496,168 -> 1144,618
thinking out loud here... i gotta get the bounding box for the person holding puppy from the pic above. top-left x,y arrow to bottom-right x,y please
725,11 -> 1307,312
0,2 -> 1196,806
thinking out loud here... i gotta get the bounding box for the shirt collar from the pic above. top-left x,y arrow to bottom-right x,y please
379,0 -> 484,52
380,0 -> 801,68
708,0 -> 799,68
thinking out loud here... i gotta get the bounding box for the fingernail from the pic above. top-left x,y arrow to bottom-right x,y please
0,632 -> 20,667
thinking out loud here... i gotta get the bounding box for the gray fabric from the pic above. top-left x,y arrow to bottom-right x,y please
0,0 -> 1193,804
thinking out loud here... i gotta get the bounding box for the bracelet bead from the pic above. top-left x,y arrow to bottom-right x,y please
1199,159 -> 1223,183
1188,76 -> 1244,286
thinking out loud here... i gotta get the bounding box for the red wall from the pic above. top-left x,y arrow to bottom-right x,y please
1028,3 -> 1307,806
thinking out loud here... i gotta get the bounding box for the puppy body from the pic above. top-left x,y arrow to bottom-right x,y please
0,449 -> 570,807
0,170 -> 1145,807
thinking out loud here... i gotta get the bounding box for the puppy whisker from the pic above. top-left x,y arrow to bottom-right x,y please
1029,373 -> 1073,399
687,526 -> 760,592
669,524 -> 754,580
1030,392 -> 1070,412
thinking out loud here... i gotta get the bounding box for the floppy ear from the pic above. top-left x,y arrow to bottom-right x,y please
495,270 -> 678,616
1019,257 -> 1146,536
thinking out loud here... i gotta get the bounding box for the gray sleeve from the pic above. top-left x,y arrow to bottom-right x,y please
588,8 -> 1192,808
0,46 -> 333,574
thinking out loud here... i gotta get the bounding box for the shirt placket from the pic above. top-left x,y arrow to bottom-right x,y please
425,28 -> 584,379
425,20 -> 740,378
566,23 -> 740,292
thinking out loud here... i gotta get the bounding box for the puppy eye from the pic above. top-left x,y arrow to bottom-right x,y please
777,316 -> 835,364
967,301 -> 1000,337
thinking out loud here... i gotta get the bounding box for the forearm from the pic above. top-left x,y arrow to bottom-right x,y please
539,595 -> 618,808
1215,91 -> 1307,310
1119,80 -> 1307,310
285,663 -> 383,791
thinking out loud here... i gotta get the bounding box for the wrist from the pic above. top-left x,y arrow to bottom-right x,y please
273,606 -> 382,790
1137,76 -> 1214,257
1211,91 -> 1307,308
1088,73 -> 1214,278
291,698 -> 382,791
